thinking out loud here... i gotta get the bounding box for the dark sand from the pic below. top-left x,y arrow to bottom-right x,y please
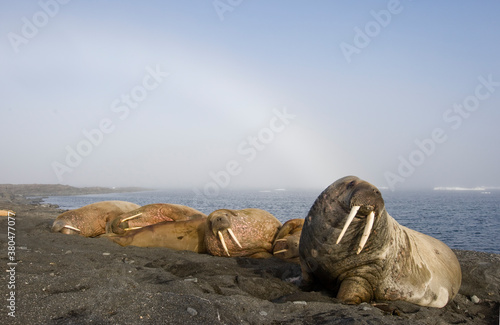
1,185 -> 499,324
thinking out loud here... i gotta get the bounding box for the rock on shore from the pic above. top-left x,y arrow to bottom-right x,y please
0,186 -> 498,324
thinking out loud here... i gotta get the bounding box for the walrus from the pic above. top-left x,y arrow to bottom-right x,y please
299,176 -> 461,308
107,218 -> 207,253
106,203 -> 207,235
107,208 -> 282,258
51,201 -> 140,237
272,218 -> 304,263
204,209 -> 282,258
0,210 -> 15,217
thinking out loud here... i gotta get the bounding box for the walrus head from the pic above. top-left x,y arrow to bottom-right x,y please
51,219 -> 82,235
272,218 -> 304,262
206,209 -> 243,256
106,212 -> 144,235
329,176 -> 385,254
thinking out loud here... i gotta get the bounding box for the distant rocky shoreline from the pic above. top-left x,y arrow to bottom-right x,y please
0,184 -> 146,204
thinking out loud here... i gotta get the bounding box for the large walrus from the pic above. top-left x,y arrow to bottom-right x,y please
51,201 -> 140,237
299,176 -> 461,308
272,218 -> 304,263
204,209 -> 282,258
106,203 -> 207,235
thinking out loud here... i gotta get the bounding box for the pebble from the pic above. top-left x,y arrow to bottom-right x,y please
259,311 -> 268,316
471,295 -> 480,304
359,303 -> 372,311
65,250 -> 72,254
184,277 -> 198,283
187,307 -> 198,316
102,252 -> 111,256
293,301 -> 307,305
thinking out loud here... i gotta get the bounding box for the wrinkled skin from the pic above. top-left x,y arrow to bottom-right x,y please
272,218 -> 304,263
205,209 -> 282,258
299,176 -> 462,308
106,203 -> 207,235
51,201 -> 140,237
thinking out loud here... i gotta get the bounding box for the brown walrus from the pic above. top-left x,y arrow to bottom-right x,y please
204,208 -> 282,258
299,176 -> 462,308
51,201 -> 140,237
272,218 -> 304,263
106,203 -> 207,235
108,208 -> 282,259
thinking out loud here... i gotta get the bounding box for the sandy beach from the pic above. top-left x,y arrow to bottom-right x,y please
1,185 -> 499,324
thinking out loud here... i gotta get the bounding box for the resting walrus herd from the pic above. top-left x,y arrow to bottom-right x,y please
50,176 -> 462,308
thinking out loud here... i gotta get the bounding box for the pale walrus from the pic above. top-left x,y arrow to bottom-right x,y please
204,209 -> 282,258
51,201 -> 140,237
106,203 -> 207,235
107,218 -> 208,253
299,176 -> 461,308
0,210 -> 16,217
272,218 -> 304,263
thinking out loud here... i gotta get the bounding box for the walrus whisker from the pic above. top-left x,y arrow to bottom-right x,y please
63,225 -> 81,232
357,211 -> 375,254
218,231 -> 230,256
227,228 -> 242,248
121,213 -> 143,222
336,205 -> 360,244
273,249 -> 288,255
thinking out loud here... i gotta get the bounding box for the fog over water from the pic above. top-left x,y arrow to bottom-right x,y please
1,1 -> 500,191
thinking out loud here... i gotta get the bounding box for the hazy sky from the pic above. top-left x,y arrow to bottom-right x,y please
1,1 -> 499,192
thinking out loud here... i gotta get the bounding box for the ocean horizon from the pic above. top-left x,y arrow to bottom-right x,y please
42,188 -> 500,255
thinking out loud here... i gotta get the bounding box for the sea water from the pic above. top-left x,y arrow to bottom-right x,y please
42,189 -> 500,254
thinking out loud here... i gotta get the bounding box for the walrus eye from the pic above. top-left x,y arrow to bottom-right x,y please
347,181 -> 356,189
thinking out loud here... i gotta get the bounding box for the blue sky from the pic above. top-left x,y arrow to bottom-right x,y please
1,0 -> 499,191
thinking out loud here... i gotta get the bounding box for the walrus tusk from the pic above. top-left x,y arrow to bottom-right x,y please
121,213 -> 143,222
124,226 -> 142,231
357,211 -> 375,254
227,228 -> 242,248
218,231 -> 230,256
336,205 -> 360,244
273,249 -> 288,255
63,225 -> 81,232
274,238 -> 288,243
